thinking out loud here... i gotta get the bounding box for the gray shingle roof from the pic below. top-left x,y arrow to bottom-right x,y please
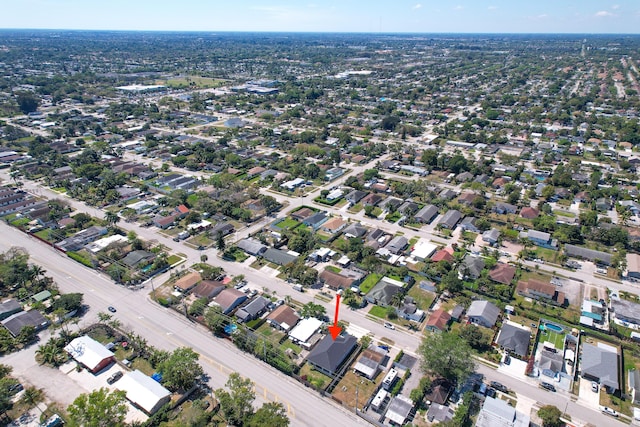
581,343 -> 619,390
496,324 -> 530,357
306,334 -> 357,375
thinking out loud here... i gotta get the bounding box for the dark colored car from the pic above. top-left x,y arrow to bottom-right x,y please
108,306 -> 116,313
107,371 -> 123,384
540,382 -> 556,392
490,381 -> 508,393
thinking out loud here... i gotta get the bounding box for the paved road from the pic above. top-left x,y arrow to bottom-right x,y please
0,223 -> 368,427
476,363 -> 626,426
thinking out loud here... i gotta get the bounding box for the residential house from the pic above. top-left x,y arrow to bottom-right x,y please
459,217 -> 480,233
64,336 -> 115,373
342,223 -> 367,238
414,204 -> 439,224
493,202 -> 517,215
153,213 -> 179,229
365,277 -> 405,306
361,193 -> 383,207
212,288 -> 248,315
410,240 -> 437,262
495,323 -> 531,357
385,236 -> 408,255
0,299 -> 21,321
236,296 -> 270,323
306,333 -> 357,376
476,396 -> 529,427
564,244 -> 612,265
385,395 -> 415,426
489,263 -> 516,285
520,207 -> 539,219
459,254 -> 485,280
302,212 -> 328,230
467,300 -> 500,328
438,188 -> 457,200
438,209 -> 462,229
380,197 -> 403,212
426,404 -> 454,424
192,280 -> 226,299
321,217 -> 347,234
424,379 -> 452,405
262,248 -> 298,266
174,272 -> 201,293
121,250 -> 155,268
431,248 -> 455,263
118,370 -> 171,415
521,229 -> 558,250
236,238 -> 267,256
629,370 -> 640,404
54,226 -> 108,252
210,222 -> 235,238
581,343 -> 620,393
457,191 -> 478,206
290,207 -> 315,221
482,228 -> 500,245
353,347 -> 388,380
345,190 -> 367,205
580,299 -> 606,327
288,317 -> 323,348
627,253 -> 640,281
319,270 -> 356,291
397,296 -> 425,322
516,279 -> 566,306
611,299 -> 640,328
325,167 -> 344,181
424,309 -> 451,332
267,305 -> 300,332
308,247 -> 335,262
246,166 -> 267,178
2,310 -> 49,337
398,201 -> 419,215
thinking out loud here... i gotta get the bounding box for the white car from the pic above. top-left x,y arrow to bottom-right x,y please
384,322 -> 395,330
602,406 -> 618,417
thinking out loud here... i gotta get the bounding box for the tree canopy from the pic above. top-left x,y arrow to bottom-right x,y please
158,347 -> 203,392
418,332 -> 475,384
67,387 -> 128,427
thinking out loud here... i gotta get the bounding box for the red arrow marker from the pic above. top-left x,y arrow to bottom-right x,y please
328,294 -> 342,340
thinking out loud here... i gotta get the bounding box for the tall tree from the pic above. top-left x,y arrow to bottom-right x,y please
538,405 -> 563,427
248,402 -> 290,427
67,388 -> 127,427
104,211 -> 119,228
216,373 -> 256,426
418,332 -> 475,384
158,347 -> 203,392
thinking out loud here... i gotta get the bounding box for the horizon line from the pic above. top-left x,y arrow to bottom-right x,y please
0,28 -> 639,36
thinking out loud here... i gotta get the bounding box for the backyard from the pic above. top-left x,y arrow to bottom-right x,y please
332,370 -> 380,410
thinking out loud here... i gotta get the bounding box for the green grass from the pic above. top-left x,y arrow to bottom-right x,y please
162,76 -> 227,89
325,266 -> 341,274
368,305 -> 387,318
407,285 -> 435,311
280,340 -> 302,354
360,273 -> 382,294
166,254 -> 182,265
539,328 -> 564,350
34,229 -> 55,242
553,210 -> 575,218
348,203 -> 364,213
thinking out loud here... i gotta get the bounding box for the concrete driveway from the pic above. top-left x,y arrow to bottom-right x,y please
577,377 -> 601,410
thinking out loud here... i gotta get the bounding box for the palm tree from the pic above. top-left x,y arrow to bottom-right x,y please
104,211 -> 119,228
391,292 -> 406,309
35,342 -> 66,367
20,386 -> 44,414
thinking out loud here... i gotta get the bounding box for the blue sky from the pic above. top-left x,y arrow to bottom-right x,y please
1,1 -> 639,33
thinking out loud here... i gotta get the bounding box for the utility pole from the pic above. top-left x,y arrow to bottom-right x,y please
355,384 -> 359,414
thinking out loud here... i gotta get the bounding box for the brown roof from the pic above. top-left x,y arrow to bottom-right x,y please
214,288 -> 245,311
319,270 -> 355,290
322,217 -> 346,232
488,263 -> 516,285
520,207 -> 540,219
431,249 -> 454,263
174,272 -> 202,291
266,305 -> 300,329
425,309 -> 451,331
360,348 -> 385,364
361,193 -> 383,206
247,166 -> 266,176
291,207 -> 315,220
517,278 -> 554,297
457,192 -> 477,205
192,280 -> 226,299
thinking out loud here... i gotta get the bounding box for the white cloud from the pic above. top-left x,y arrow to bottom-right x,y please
537,14 -> 548,19
612,4 -> 620,10
488,6 -> 498,11
454,5 -> 463,11
595,10 -> 614,17
412,3 -> 422,10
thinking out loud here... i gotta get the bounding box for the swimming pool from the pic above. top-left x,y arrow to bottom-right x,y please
545,322 -> 563,333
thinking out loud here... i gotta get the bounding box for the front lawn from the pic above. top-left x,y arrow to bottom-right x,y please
360,273 -> 382,294
368,305 -> 387,319
407,286 -> 435,311
275,217 -> 300,230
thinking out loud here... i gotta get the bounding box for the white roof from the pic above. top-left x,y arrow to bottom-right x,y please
86,234 -> 128,253
411,240 -> 438,259
64,336 -> 113,371
188,220 -> 212,230
288,317 -> 323,344
117,370 -> 170,414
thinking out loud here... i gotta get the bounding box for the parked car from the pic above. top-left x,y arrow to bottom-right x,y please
540,382 -> 556,392
602,407 -> 618,417
384,322 -> 395,330
490,381 -> 508,393
108,306 -> 116,313
107,371 -> 123,385
591,381 -> 599,393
